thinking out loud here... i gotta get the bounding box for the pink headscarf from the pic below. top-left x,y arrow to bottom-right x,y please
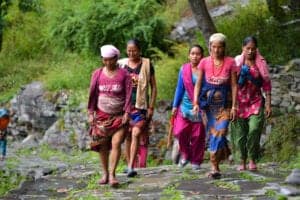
100,44 -> 120,58
235,49 -> 270,81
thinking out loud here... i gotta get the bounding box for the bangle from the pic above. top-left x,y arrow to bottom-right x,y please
231,107 -> 237,110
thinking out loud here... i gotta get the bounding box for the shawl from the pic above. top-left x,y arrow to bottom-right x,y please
235,49 -> 270,82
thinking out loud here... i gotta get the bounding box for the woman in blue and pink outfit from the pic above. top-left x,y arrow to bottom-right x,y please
172,45 -> 206,170
193,33 -> 237,178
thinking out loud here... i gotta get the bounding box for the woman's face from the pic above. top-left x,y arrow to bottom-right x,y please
210,41 -> 225,59
102,56 -> 117,69
242,41 -> 257,60
189,47 -> 203,65
127,43 -> 140,60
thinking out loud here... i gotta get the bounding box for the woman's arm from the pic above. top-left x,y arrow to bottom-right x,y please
230,70 -> 238,121
87,69 -> 100,124
265,91 -> 272,118
192,69 -> 203,113
124,72 -> 133,114
147,74 -> 157,118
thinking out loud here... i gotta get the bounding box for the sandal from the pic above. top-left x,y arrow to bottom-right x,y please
178,159 -> 189,168
98,177 -> 109,185
127,169 -> 137,178
207,171 -> 221,179
109,178 -> 119,188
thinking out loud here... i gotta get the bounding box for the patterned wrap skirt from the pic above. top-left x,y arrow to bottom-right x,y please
127,108 -> 150,146
206,105 -> 231,165
89,110 -> 124,152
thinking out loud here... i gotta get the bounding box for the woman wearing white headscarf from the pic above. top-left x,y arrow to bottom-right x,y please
87,44 -> 132,187
193,33 -> 237,178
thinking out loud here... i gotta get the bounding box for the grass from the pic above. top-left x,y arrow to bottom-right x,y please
154,43 -> 190,101
0,170 -> 24,196
213,180 -> 241,191
161,184 -> 183,200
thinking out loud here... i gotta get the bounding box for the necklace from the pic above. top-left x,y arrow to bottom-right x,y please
212,58 -> 224,77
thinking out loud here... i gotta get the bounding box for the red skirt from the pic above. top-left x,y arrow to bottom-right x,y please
89,110 -> 123,151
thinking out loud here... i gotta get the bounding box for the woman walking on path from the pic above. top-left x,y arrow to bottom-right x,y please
87,45 -> 132,187
231,36 -> 272,171
172,45 -> 206,170
193,33 -> 237,178
118,39 -> 157,177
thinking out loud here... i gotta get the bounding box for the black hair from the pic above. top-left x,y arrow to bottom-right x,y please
127,39 -> 141,50
243,36 -> 258,47
189,44 -> 204,54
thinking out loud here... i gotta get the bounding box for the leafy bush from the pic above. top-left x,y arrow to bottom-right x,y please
263,114 -> 300,163
45,0 -> 171,57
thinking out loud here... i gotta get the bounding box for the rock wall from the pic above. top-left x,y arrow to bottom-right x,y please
270,59 -> 300,114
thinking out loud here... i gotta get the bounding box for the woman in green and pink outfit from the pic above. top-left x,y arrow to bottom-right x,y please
231,36 -> 272,171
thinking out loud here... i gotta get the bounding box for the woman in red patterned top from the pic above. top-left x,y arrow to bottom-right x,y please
231,36 -> 271,171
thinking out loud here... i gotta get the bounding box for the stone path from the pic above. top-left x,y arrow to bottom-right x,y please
2,160 -> 300,200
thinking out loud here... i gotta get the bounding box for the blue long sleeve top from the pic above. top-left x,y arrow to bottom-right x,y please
172,68 -> 201,122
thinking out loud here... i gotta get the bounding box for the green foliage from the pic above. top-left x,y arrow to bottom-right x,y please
265,189 -> 276,197
216,0 -> 300,64
18,0 -> 41,13
160,0 -> 189,27
0,170 -> 23,196
155,44 -> 190,100
3,1 -> 45,57
263,114 -> 300,163
42,53 -> 98,91
289,152 -> 300,169
45,0 -> 170,57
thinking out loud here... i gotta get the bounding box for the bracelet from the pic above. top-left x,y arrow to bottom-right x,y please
231,107 -> 237,110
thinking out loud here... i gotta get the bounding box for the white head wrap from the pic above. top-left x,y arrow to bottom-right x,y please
100,45 -> 120,58
209,33 -> 226,44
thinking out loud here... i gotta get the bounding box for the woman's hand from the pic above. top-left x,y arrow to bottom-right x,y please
88,113 -> 94,125
230,108 -> 237,121
147,107 -> 154,120
265,104 -> 272,118
122,112 -> 130,124
171,107 -> 177,116
192,104 -> 199,115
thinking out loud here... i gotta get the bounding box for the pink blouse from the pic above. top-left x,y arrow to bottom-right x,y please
198,56 -> 236,85
88,67 -> 132,114
237,64 -> 271,118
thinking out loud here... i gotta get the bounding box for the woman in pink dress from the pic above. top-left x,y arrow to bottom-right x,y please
87,45 -> 132,187
171,45 -> 206,170
231,36 -> 271,171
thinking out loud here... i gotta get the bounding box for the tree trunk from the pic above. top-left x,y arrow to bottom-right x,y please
188,0 -> 217,46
